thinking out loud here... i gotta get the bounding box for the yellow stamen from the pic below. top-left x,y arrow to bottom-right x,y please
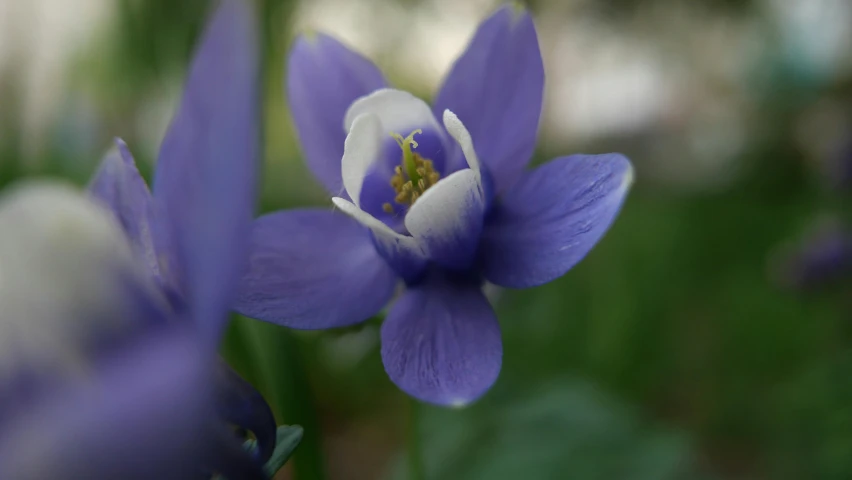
387,129 -> 441,207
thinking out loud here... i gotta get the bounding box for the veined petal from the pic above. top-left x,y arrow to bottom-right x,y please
153,0 -> 259,342
341,113 -> 383,207
344,88 -> 441,134
481,154 -> 633,288
433,5 -> 544,192
332,197 -> 427,282
381,276 -> 502,406
88,139 -> 161,281
0,331 -> 260,480
405,169 -> 485,270
234,209 -> 398,329
287,33 -> 387,194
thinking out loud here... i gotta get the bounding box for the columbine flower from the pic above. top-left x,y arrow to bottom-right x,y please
0,1 -> 270,478
235,4 -> 633,406
0,182 -> 258,480
90,0 -> 275,468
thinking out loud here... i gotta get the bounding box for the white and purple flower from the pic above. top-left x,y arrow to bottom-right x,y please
235,5 -> 633,406
0,1 -> 273,478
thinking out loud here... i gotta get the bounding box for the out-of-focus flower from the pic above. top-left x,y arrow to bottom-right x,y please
89,0 -> 258,343
0,1 -> 271,478
828,137 -> 852,191
771,217 -> 852,291
235,5 -> 632,406
0,183 -> 259,480
89,0 -> 275,469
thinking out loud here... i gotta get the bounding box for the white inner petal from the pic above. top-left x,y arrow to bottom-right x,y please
443,109 -> 481,174
341,113 -> 383,206
0,180 -> 156,377
344,88 -> 441,134
332,197 -> 424,257
404,169 -> 483,254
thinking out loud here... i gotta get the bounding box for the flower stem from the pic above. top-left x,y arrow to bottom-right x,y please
408,396 -> 425,480
243,319 -> 327,480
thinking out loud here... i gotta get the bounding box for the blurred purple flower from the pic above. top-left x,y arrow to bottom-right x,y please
828,137 -> 852,191
0,1 -> 269,479
772,218 -> 852,290
0,184 -> 261,480
235,5 -> 633,406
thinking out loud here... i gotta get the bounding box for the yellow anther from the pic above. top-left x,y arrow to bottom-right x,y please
387,129 -> 441,208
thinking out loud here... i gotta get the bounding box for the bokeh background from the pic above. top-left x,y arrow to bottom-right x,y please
2,0 -> 852,478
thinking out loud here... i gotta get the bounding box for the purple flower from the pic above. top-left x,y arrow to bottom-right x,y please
235,5 -> 633,406
0,183 -> 260,480
828,137 -> 852,191
772,218 -> 852,291
0,1 -> 269,478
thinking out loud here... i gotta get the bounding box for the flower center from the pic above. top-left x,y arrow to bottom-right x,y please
382,129 -> 441,214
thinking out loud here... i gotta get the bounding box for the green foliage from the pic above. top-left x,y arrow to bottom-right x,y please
393,380 -> 702,480
255,425 -> 305,478
770,351 -> 852,479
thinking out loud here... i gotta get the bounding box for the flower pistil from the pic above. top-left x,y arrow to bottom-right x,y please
383,129 -> 441,213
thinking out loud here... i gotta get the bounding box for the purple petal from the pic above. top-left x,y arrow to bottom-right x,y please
287,33 -> 388,194
332,197 -> 428,283
381,276 -> 502,406
433,5 -> 544,192
88,139 -> 162,282
480,154 -> 633,288
215,361 -> 277,464
233,209 -> 398,329
153,0 -> 259,341
0,331 -> 258,480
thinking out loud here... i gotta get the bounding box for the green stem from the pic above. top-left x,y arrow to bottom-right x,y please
408,397 -> 425,480
246,321 -> 326,480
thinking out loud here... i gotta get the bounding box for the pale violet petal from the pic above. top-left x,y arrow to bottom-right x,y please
443,109 -> 480,174
404,169 -> 485,269
233,209 -> 398,329
381,274 -> 502,406
341,113 -> 383,207
287,33 -> 388,195
480,153 -> 633,288
344,88 -> 441,134
433,6 -> 544,193
153,0 -> 259,342
88,139 -> 161,282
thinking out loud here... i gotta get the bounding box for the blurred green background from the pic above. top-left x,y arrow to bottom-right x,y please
2,0 -> 851,478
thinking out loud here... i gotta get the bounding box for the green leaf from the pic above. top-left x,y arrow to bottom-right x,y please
253,425 -> 304,478
393,379 -> 705,480
216,425 -> 303,480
